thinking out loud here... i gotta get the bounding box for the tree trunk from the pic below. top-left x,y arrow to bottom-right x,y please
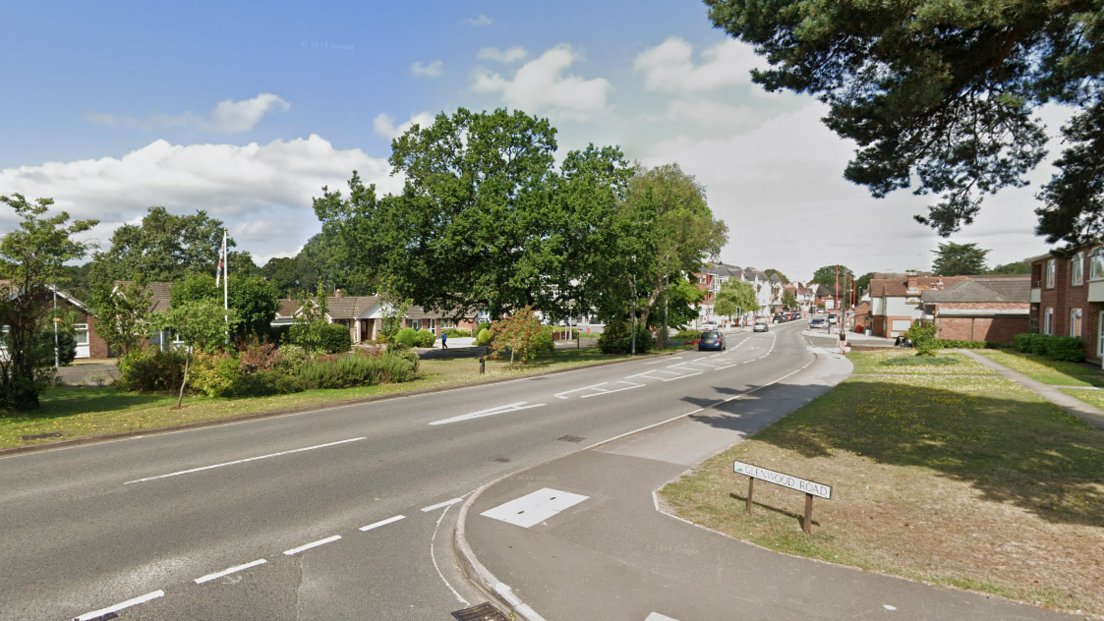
176,352 -> 191,408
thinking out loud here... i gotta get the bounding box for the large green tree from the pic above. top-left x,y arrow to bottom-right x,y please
170,273 -> 279,340
316,108 -> 634,320
89,281 -> 153,356
704,0 -> 1102,248
763,269 -> 789,284
0,194 -> 97,410
713,279 -> 757,319
90,206 -> 239,284
855,272 -> 876,296
932,241 -> 990,276
811,265 -> 854,288
989,260 -> 1032,275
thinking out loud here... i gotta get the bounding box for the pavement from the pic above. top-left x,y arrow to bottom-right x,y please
960,349 -> 1104,431
455,331 -> 1079,621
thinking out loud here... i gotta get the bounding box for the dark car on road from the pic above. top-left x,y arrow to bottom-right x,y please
697,330 -> 725,351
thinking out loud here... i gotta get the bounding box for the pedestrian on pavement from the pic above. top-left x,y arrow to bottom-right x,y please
441,330 -> 448,350
838,329 -> 847,355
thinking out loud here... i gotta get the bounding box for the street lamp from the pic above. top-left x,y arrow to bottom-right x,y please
630,255 -> 637,355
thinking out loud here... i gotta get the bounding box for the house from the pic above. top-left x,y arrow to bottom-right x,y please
921,275 -> 1030,344
276,290 -> 480,344
1029,248 -> 1104,362
695,262 -> 782,327
0,282 -> 110,360
868,273 -> 968,338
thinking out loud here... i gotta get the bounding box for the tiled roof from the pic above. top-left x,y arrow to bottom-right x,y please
869,276 -> 967,298
115,281 -> 172,313
922,275 -> 1030,303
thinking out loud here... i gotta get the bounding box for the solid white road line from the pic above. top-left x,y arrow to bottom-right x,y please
662,371 -> 703,381
713,364 -> 736,371
421,497 -> 464,512
283,535 -> 341,556
124,437 -> 367,484
428,402 -> 546,426
359,514 -> 406,532
73,590 -> 164,621
194,559 -> 266,584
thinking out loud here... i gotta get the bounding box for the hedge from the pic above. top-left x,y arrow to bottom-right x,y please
1012,333 -> 1086,362
598,321 -> 653,354
931,339 -> 1010,350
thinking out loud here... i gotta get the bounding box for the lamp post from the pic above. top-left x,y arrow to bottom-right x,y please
630,254 -> 637,355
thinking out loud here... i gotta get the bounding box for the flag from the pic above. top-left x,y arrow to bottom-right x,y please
215,232 -> 226,286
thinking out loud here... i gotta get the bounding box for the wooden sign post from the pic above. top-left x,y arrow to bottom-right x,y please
734,460 -> 832,534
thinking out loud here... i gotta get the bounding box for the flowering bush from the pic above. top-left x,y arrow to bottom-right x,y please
239,340 -> 284,374
488,306 -> 542,365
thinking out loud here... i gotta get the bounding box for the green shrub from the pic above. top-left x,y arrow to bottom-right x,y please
443,328 -> 472,337
268,324 -> 292,346
227,369 -> 308,397
319,323 -> 352,354
1013,333 -> 1033,353
115,348 -> 186,392
674,329 -> 701,340
395,327 -> 418,348
1045,336 -> 1086,362
532,325 -> 555,357
476,328 -> 492,346
188,352 -> 243,398
1028,334 -> 1050,355
293,353 -> 418,389
906,322 -> 939,356
384,345 -> 420,374
598,321 -> 654,354
43,331 -> 77,366
930,339 -> 1010,349
477,321 -> 491,335
414,328 -> 437,348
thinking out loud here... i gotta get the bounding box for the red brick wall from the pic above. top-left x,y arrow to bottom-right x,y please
1031,254 -> 1103,360
934,316 -> 1029,344
85,314 -> 110,359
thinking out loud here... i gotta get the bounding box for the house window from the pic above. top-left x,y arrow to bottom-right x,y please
1072,252 -> 1085,286
1045,259 -> 1056,288
1092,248 -> 1104,281
426,318 -> 436,332
1044,308 -> 1054,335
1071,308 -> 1083,337
74,323 -> 89,345
410,319 -> 422,331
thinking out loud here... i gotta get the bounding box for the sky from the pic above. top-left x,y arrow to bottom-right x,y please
0,0 -> 1069,280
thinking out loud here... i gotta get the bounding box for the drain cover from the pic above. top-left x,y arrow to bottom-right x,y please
21,432 -> 63,441
558,434 -> 585,443
452,602 -> 510,620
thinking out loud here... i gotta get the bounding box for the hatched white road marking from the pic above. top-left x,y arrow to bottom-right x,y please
553,382 -> 610,399
195,559 -> 266,584
580,381 -> 644,399
429,402 -> 546,426
662,371 -> 703,381
645,614 -> 682,621
421,497 -> 464,512
124,437 -> 366,484
73,591 -> 164,621
481,487 -> 589,528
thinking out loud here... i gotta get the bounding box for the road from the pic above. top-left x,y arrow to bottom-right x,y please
0,320 -> 813,620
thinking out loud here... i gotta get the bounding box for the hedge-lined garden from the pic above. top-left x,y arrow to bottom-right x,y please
1012,333 -> 1086,362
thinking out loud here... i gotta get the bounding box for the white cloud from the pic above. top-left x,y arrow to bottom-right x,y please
372,111 -> 436,140
477,46 -> 528,63
634,36 -> 762,93
466,14 -> 492,26
472,44 -> 611,120
0,135 -> 401,261
410,60 -> 443,78
86,93 -> 291,135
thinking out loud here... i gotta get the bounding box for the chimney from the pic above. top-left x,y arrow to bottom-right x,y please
334,289 -> 343,298
906,272 -> 919,292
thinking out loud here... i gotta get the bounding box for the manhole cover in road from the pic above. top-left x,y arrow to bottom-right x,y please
451,602 -> 510,620
558,434 -> 585,443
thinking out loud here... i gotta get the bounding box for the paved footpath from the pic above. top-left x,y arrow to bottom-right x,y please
959,349 -> 1104,431
456,347 -> 1080,621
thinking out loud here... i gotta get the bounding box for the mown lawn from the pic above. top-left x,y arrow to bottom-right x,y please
974,349 -> 1104,387
660,349 -> 1104,616
0,344 -> 688,451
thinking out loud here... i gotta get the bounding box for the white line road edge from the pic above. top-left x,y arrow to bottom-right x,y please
194,559 -> 267,584
283,535 -> 341,556
422,497 -> 464,512
124,437 -> 367,484
359,514 -> 406,531
73,590 -> 164,621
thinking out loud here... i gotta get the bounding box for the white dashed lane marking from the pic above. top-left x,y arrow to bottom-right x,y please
73,590 -> 164,621
283,535 -> 341,556
359,514 -> 405,532
194,559 -> 266,584
429,402 -> 546,426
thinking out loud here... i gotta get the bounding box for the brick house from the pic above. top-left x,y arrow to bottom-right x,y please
0,283 -> 110,359
921,275 -> 1030,344
275,291 -> 479,344
868,273 -> 967,338
1029,248 -> 1104,363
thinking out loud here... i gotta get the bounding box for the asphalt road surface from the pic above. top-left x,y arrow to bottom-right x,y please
0,320 -> 812,620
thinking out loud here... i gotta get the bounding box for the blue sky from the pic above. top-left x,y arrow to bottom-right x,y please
0,1 -> 1057,277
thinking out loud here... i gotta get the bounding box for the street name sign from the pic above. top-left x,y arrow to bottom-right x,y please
733,461 -> 832,499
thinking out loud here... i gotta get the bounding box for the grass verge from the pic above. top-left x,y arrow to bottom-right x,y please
660,349 -> 1104,616
973,349 -> 1104,387
0,345 -> 687,451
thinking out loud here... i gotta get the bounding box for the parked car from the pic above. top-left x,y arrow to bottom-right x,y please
753,321 -> 769,333
810,318 -> 827,329
697,330 -> 726,351
827,313 -> 837,324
